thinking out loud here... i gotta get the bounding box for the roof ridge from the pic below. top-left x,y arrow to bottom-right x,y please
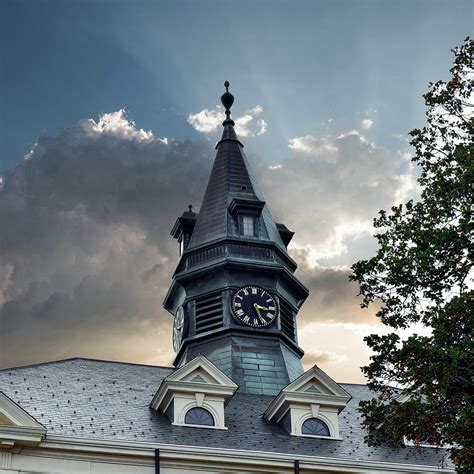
338,382 -> 369,386
0,357 -> 175,372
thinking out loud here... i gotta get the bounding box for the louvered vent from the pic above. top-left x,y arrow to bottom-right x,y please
279,298 -> 296,340
195,293 -> 223,334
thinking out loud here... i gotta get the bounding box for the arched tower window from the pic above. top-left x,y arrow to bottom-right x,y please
184,407 -> 215,426
301,417 -> 330,436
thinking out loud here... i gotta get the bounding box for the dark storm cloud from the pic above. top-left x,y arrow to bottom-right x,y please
0,112 -> 409,370
293,250 -> 381,327
0,111 -> 213,368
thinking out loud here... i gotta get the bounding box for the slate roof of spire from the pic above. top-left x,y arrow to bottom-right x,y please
188,83 -> 286,251
0,358 -> 453,469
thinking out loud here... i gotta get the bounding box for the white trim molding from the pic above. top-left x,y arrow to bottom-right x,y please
20,434 -> 454,473
0,392 -> 46,448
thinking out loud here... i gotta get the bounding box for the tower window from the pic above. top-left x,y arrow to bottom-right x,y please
184,407 -> 215,427
301,418 -> 330,437
241,216 -> 255,236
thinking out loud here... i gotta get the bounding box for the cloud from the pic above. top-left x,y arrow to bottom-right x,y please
187,105 -> 267,138
255,130 -> 417,267
0,111 -> 417,380
298,321 -> 373,382
186,108 -> 222,133
288,135 -> 338,155
302,350 -> 348,367
0,110 -> 213,368
290,250 -> 381,327
361,118 -> 373,129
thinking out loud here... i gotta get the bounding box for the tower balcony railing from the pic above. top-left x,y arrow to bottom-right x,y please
179,240 -> 295,273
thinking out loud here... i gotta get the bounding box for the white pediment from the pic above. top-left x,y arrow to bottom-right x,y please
150,355 -> 238,412
284,365 -> 351,399
0,392 -> 46,447
165,355 -> 237,387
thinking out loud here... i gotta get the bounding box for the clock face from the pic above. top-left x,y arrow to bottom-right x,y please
173,306 -> 185,352
232,286 -> 278,328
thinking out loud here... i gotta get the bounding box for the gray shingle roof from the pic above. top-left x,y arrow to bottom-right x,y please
0,358 -> 452,468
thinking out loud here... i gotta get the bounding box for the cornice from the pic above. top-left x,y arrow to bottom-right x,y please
35,435 -> 455,473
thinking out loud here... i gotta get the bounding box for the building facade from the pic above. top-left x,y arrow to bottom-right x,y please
0,84 -> 452,473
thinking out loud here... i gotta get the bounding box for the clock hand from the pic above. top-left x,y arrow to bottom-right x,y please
255,304 -> 270,311
253,303 -> 265,322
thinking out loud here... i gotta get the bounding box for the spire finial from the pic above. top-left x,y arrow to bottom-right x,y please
221,80 -> 235,126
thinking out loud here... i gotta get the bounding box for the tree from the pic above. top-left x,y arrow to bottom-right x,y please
350,37 -> 473,472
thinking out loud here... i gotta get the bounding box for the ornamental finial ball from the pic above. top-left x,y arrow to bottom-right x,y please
221,80 -> 234,112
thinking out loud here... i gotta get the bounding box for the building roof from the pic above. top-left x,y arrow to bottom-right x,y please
0,358 -> 452,468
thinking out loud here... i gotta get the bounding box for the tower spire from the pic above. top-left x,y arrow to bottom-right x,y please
166,83 -> 309,395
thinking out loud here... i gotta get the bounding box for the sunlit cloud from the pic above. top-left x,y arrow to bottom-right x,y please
361,118 -> 373,129
187,105 -> 268,137
89,109 -> 155,142
288,135 -> 338,155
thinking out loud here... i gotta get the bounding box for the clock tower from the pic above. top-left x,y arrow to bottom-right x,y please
165,82 -> 309,395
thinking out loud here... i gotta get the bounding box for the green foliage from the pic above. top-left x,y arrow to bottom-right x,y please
350,37 -> 473,472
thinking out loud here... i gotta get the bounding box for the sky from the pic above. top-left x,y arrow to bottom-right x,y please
0,0 -> 472,382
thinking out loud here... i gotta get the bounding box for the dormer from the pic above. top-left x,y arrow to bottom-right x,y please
228,192 -> 266,238
0,392 -> 46,448
171,205 -> 197,256
264,366 -> 351,439
276,222 -> 294,248
150,355 -> 238,430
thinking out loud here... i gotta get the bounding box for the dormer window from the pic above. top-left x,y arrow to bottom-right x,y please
301,417 -> 330,437
264,365 -> 351,440
150,355 -> 237,430
242,215 -> 255,236
184,407 -> 215,427
228,196 -> 265,239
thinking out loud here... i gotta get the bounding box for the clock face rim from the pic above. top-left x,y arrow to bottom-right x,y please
231,285 -> 278,328
173,305 -> 185,352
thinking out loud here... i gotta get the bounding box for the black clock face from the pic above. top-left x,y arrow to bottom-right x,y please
232,286 -> 278,328
173,306 -> 185,352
